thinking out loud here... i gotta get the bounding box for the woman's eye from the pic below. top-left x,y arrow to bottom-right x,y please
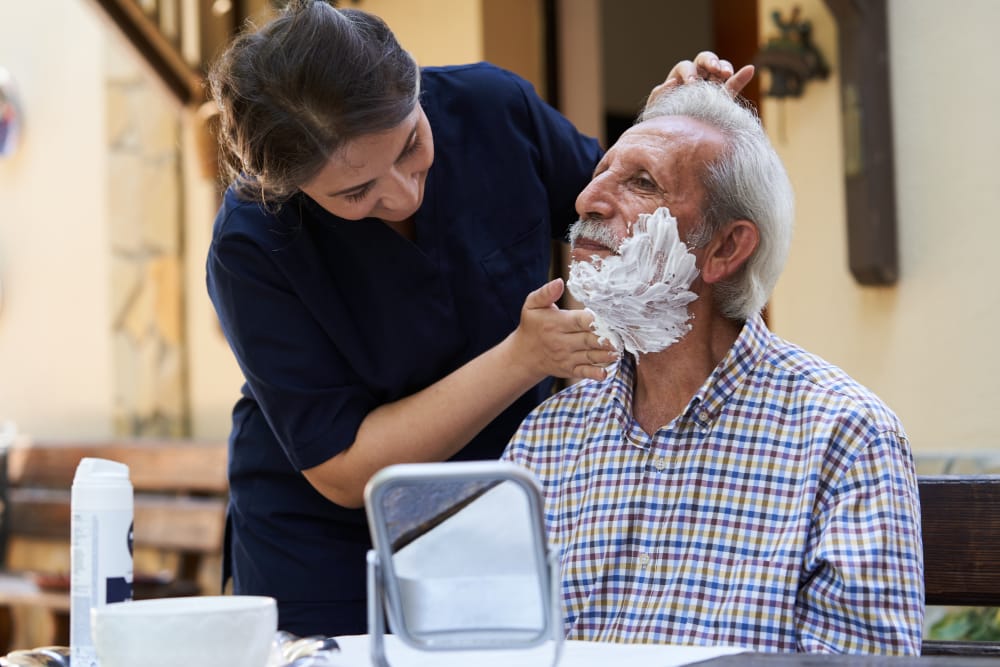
399,137 -> 422,160
345,185 -> 373,203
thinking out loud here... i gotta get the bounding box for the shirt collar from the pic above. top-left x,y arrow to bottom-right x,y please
608,313 -> 773,428
685,312 -> 773,426
607,355 -> 635,431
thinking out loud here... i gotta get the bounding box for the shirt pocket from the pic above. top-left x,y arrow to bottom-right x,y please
668,555 -> 797,643
480,218 -> 550,328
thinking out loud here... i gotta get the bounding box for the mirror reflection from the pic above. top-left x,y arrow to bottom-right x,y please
385,479 -> 545,640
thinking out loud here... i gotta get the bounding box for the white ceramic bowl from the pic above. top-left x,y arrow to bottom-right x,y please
91,595 -> 277,667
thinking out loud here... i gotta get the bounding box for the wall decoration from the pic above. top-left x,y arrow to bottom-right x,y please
754,6 -> 830,98
0,67 -> 22,158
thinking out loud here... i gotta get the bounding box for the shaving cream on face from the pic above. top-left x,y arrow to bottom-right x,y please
567,207 -> 700,355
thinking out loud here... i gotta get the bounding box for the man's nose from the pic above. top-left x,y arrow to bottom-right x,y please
575,174 -> 615,220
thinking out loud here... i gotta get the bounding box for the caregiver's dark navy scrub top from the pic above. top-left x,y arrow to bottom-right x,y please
206,62 -> 603,636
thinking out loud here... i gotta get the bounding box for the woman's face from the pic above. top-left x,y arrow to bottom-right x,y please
299,105 -> 434,222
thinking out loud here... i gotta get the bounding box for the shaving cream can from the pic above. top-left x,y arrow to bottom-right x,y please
70,458 -> 134,667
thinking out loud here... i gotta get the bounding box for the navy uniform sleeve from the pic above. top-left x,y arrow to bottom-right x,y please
500,70 -> 602,242
206,204 -> 374,471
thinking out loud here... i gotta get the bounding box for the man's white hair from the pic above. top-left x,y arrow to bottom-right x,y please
640,81 -> 794,320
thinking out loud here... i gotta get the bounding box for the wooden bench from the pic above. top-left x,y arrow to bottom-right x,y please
919,474 -> 1000,656
0,439 -> 228,652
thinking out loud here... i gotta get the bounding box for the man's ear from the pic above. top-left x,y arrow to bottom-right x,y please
700,219 -> 758,284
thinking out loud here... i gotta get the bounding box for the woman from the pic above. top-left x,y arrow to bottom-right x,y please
207,0 -> 745,636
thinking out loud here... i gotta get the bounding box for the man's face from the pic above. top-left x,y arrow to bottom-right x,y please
571,115 -> 725,262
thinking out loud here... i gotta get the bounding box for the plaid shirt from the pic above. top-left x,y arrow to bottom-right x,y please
503,314 -> 923,654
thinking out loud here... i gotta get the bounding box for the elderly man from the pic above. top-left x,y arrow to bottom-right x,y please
502,81 -> 923,654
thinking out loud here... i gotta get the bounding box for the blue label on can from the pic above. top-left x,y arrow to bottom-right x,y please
106,576 -> 133,604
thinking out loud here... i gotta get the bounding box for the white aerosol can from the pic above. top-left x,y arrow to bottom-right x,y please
70,458 -> 134,667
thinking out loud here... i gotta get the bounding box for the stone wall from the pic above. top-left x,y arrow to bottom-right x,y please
105,38 -> 188,437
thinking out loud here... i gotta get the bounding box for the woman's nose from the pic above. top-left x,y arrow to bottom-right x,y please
383,168 -> 420,211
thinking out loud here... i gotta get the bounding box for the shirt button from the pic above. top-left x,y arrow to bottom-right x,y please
652,456 -> 666,471
698,409 -> 710,422
638,552 -> 651,568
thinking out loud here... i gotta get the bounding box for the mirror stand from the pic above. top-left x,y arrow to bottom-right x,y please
367,550 -> 390,667
547,550 -> 565,666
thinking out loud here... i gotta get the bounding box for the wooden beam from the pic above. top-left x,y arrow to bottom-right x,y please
823,0 -> 899,285
712,0 -> 761,111
91,0 -> 205,105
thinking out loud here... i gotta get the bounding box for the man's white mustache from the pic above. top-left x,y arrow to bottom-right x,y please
568,219 -> 623,253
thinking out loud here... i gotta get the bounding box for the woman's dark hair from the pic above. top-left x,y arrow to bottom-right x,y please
208,1 -> 419,202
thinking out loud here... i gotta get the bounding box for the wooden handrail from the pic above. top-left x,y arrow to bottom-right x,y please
90,0 -> 206,105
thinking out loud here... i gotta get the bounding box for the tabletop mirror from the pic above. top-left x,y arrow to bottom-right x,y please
364,461 -> 561,666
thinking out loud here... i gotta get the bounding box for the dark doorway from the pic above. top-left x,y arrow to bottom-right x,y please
599,0 -> 760,148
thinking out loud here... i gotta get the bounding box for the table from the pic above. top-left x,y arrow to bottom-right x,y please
335,634 -> 744,666
4,638 -> 994,666
690,655 -> 999,665
333,636 -> 1000,666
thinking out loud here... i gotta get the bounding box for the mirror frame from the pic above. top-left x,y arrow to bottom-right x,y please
365,461 -> 562,662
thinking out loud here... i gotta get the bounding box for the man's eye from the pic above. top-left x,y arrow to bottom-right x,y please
632,176 -> 658,190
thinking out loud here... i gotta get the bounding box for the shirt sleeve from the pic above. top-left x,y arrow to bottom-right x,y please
207,219 -> 374,471
796,429 -> 924,654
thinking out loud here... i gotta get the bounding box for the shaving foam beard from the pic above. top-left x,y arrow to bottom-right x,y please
567,207 -> 700,356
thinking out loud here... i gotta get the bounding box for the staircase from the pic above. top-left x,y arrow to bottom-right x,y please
92,0 -> 274,105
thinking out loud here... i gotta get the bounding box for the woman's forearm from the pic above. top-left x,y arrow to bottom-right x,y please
302,278 -> 615,508
302,330 -> 542,507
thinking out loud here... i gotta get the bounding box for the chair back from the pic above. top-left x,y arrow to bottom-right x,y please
920,475 -> 1000,656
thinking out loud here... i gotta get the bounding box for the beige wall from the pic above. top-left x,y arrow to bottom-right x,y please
0,0 -> 114,438
350,0 -> 483,66
355,0 -> 547,95
482,0 -> 545,98
761,0 -> 1000,454
556,0 -> 603,142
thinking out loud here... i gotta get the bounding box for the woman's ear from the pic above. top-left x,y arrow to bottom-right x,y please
700,219 -> 758,284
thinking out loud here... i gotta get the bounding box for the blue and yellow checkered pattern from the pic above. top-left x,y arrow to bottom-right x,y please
503,313 -> 923,654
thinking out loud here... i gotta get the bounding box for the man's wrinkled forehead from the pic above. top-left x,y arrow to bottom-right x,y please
605,115 -> 725,171
629,113 -> 723,141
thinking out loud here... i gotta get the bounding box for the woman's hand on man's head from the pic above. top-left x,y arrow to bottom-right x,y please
646,51 -> 755,109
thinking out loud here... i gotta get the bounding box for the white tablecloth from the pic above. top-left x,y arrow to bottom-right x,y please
330,634 -> 746,666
